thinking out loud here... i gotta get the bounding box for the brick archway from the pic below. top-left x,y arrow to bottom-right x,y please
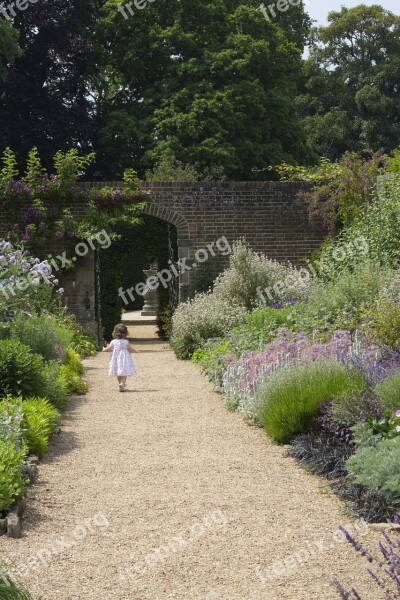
141,202 -> 192,302
142,202 -> 190,241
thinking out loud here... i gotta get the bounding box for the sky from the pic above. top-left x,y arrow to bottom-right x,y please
305,0 -> 398,25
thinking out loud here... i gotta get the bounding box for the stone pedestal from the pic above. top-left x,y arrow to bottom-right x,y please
141,268 -> 159,317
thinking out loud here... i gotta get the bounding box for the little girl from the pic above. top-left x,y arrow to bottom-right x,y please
102,324 -> 140,392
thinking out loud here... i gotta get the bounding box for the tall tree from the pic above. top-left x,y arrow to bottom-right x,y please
93,0 -> 312,179
0,20 -> 21,80
298,5 -> 400,159
0,0 -> 96,170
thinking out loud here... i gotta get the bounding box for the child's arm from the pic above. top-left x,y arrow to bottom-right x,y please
128,344 -> 140,354
102,342 -> 113,353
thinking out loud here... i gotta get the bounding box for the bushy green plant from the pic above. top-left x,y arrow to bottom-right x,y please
193,307 -> 295,385
0,339 -> 45,399
171,293 -> 247,359
64,348 -> 84,375
327,390 -> 381,427
0,440 -> 26,512
294,261 -> 389,333
71,333 -> 98,357
0,567 -> 33,599
58,365 -> 88,395
257,361 -> 366,444
345,435 -> 400,504
22,398 -> 60,457
273,151 -> 386,234
374,370 -> 400,412
213,241 -> 311,311
192,339 -> 231,385
367,273 -> 400,350
321,177 -> 400,275
41,361 -> 69,409
0,401 -> 24,449
10,314 -> 66,362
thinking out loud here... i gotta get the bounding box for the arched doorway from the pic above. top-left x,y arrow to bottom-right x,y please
96,211 -> 182,340
141,202 -> 192,302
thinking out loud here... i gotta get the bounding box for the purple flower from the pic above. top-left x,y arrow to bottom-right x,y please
55,231 -> 64,239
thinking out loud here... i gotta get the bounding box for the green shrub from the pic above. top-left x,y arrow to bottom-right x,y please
193,339 -> 232,386
257,361 -> 366,444
374,370 -> 400,413
52,311 -> 98,357
192,307 -> 295,385
327,390 -> 380,426
0,567 -> 33,599
64,348 -> 84,375
367,273 -> 400,350
0,339 -> 45,399
71,333 -> 98,357
171,293 -> 247,359
0,400 -> 24,449
294,261 -> 388,333
213,241 -> 311,311
345,435 -> 400,504
58,365 -> 88,395
22,398 -> 61,457
0,440 -> 26,513
41,361 -> 69,409
10,314 -> 65,362
321,176 -> 400,275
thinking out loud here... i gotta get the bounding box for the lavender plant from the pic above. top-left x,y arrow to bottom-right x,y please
333,525 -> 400,599
221,329 -> 353,423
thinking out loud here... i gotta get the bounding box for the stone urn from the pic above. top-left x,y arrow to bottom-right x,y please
141,267 -> 159,316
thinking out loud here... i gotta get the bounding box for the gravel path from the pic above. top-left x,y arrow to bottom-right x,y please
0,326 -> 384,600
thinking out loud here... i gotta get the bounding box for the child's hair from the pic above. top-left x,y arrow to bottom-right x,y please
112,324 -> 129,339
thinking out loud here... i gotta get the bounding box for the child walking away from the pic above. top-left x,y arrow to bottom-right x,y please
103,324 -> 140,392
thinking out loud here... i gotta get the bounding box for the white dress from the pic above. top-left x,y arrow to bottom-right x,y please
108,339 -> 136,377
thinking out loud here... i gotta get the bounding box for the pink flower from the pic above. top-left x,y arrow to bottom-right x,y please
395,410 -> 400,418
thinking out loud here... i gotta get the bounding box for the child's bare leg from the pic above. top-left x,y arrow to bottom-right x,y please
120,377 -> 127,385
117,376 -> 122,384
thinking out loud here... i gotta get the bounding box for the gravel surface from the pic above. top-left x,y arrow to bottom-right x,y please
0,326 -> 385,600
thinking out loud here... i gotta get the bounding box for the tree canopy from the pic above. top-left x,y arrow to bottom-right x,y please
0,0 -> 95,170
298,4 -> 400,159
92,0 -> 312,179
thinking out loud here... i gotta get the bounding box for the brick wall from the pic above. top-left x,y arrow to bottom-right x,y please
0,181 -> 324,335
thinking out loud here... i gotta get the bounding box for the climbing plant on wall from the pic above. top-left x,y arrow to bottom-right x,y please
0,147 -> 146,249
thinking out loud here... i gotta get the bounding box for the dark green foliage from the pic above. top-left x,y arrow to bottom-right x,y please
94,0 -> 312,179
0,0 -> 94,170
0,21 -> 21,81
0,340 -> 45,399
299,5 -> 400,159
